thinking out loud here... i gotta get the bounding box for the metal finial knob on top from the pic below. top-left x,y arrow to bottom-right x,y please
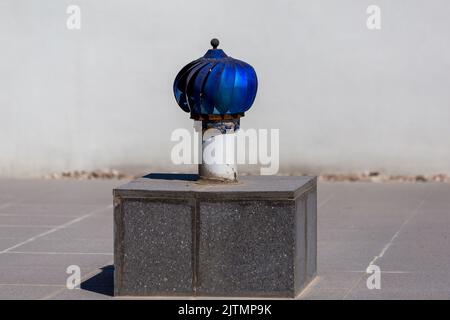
210,38 -> 219,49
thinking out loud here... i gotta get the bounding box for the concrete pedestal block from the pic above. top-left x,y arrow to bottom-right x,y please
113,175 -> 317,298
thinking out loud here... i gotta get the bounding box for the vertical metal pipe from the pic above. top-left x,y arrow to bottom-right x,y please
199,119 -> 239,182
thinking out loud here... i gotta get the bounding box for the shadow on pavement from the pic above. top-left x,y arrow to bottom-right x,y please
142,173 -> 199,181
81,265 -> 114,296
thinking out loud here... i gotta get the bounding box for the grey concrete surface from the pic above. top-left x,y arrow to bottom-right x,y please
2,1 -> 450,177
0,178 -> 449,299
115,199 -> 194,296
114,176 -> 317,297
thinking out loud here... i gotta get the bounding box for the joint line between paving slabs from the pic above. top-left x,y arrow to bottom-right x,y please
318,194 -> 333,209
0,204 -> 113,255
6,251 -> 113,255
367,198 -> 426,268
342,190 -> 431,299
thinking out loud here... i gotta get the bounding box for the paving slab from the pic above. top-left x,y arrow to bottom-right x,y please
0,284 -> 61,300
0,226 -> 53,240
0,179 -> 449,299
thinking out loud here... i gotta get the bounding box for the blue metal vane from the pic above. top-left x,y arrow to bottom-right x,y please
173,39 -> 258,120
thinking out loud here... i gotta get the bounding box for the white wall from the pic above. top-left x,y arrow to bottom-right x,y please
1,0 -> 450,177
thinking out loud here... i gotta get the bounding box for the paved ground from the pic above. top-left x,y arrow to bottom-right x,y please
0,179 -> 449,299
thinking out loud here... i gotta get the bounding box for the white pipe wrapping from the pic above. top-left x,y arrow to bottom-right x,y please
198,119 -> 239,182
